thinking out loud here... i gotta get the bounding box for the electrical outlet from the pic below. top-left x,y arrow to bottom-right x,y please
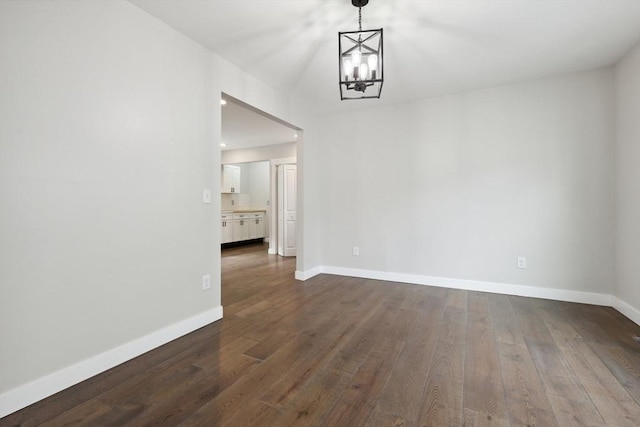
352,246 -> 359,256
517,257 -> 527,269
202,274 -> 211,290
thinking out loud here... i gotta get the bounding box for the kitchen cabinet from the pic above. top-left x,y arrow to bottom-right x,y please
221,211 -> 266,244
221,213 -> 233,243
248,213 -> 265,239
232,213 -> 250,241
221,165 -> 241,193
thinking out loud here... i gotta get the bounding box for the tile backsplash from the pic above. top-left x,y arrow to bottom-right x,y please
221,193 -> 251,210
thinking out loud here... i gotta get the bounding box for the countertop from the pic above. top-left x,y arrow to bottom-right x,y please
221,209 -> 266,213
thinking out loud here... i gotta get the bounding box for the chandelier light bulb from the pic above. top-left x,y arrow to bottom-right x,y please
368,54 -> 377,79
368,54 -> 378,70
343,59 -> 353,80
351,50 -> 362,79
352,50 -> 362,67
360,63 -> 369,80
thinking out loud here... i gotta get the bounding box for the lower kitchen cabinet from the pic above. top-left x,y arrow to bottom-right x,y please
221,211 -> 265,244
221,213 -> 233,244
232,215 -> 251,241
248,213 -> 265,239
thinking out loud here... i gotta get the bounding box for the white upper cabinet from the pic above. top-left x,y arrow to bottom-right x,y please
221,165 -> 241,193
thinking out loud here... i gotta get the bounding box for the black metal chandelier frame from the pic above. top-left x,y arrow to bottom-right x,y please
338,0 -> 384,100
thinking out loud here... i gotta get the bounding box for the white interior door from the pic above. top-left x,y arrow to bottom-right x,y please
277,164 -> 297,257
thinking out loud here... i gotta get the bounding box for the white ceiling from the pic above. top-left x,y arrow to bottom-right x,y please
221,96 -> 298,151
130,0 -> 640,111
130,0 -> 640,148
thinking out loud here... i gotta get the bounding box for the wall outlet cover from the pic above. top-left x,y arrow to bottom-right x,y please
517,257 -> 527,269
202,274 -> 211,290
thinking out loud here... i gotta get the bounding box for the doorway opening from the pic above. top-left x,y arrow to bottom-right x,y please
219,93 -> 301,304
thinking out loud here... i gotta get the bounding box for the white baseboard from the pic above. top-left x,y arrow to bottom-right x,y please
268,248 -> 277,255
612,297 -> 640,326
296,265 -> 639,325
295,266 -> 322,281
321,266 -> 613,306
0,306 -> 223,418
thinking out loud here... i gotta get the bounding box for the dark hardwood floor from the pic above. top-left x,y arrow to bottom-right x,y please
2,242 -> 639,426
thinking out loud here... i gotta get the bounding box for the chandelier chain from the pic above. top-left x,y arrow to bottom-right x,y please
358,6 -> 362,31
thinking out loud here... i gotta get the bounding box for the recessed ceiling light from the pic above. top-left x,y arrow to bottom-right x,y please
220,143 -> 227,147
220,99 -> 227,105
294,133 -> 298,138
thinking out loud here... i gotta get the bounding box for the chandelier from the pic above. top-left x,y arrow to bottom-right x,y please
339,0 -> 384,100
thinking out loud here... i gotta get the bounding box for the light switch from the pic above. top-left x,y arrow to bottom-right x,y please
202,189 -> 211,204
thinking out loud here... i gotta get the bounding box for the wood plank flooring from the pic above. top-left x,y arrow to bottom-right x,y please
2,242 -> 639,426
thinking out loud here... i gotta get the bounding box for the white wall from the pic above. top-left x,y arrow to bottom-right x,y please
0,0 -> 218,400
315,69 -> 616,296
238,163 -> 251,194
247,162 -> 271,211
221,142 -> 296,164
614,44 -> 640,316
0,0 -> 300,416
